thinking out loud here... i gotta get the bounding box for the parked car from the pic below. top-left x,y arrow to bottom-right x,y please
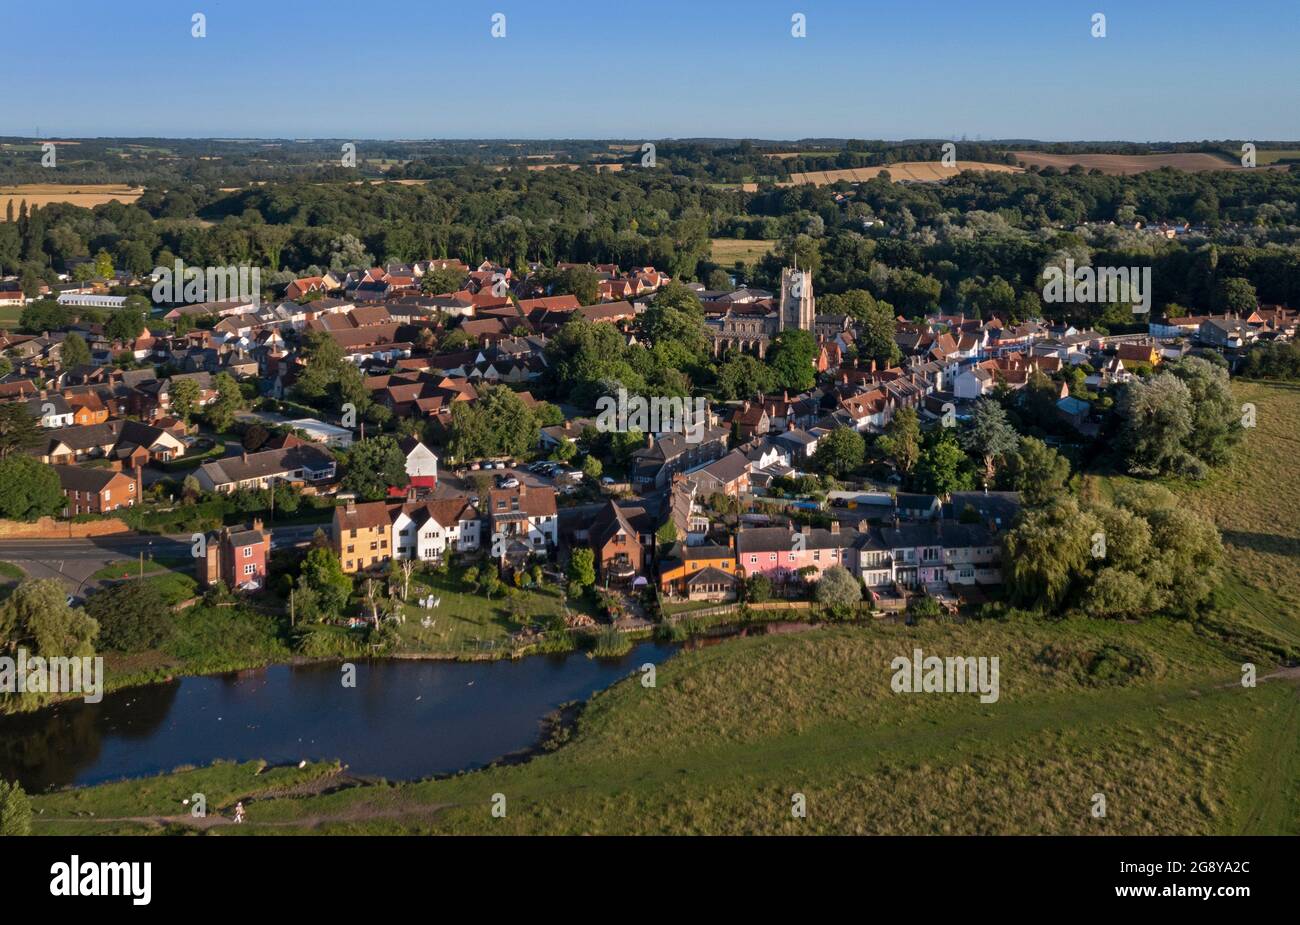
498,477 -> 520,489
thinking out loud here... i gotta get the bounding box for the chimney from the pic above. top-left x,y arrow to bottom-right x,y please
345,499 -> 356,514
252,517 -> 264,533
830,521 -> 840,535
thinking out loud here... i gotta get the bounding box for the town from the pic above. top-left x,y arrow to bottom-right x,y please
1,247 -> 1284,630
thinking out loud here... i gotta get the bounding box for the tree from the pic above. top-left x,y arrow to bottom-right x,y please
876,407 -> 921,480
447,384 -> 538,461
0,780 -> 32,836
1115,373 -> 1196,477
715,354 -> 777,401
1002,499 -> 1099,610
60,332 -> 91,368
582,455 -> 603,480
1216,277 -> 1257,315
767,329 -> 817,392
84,581 -> 173,651
0,456 -> 64,521
92,248 -> 114,280
1003,437 -> 1070,505
0,579 -> 98,657
961,398 -> 1019,487
104,308 -> 145,343
815,565 -> 862,612
913,432 -> 974,498
744,573 -> 773,603
813,426 -> 865,478
170,377 -> 201,424
567,548 -> 596,589
0,403 -> 43,459
1168,355 -> 1241,467
204,372 -> 246,433
342,436 -> 408,501
296,547 -> 352,620
421,266 -> 466,294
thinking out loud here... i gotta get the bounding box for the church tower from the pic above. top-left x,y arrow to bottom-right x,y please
778,266 -> 815,333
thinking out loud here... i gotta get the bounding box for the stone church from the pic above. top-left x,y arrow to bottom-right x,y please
707,267 -> 815,358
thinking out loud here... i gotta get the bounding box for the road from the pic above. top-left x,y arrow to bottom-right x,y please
0,524 -> 322,596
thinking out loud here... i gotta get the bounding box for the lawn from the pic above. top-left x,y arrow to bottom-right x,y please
391,568 -> 587,656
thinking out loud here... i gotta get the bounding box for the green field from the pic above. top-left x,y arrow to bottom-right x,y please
1252,149 -> 1300,166
21,381 -> 1300,835
710,238 -> 775,266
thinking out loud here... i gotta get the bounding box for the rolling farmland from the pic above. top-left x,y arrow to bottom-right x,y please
0,182 -> 143,216
784,161 -> 1021,186
1012,151 -> 1243,174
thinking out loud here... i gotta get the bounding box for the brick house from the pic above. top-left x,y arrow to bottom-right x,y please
199,519 -> 270,591
52,464 -> 139,516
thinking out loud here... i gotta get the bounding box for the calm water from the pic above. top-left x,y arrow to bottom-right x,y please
0,642 -> 676,791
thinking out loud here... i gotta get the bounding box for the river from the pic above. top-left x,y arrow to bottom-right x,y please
0,642 -> 676,791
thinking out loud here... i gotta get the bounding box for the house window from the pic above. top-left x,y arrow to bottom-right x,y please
104,490 -> 111,501
243,546 -> 252,558
129,482 -> 135,493
243,563 -> 256,576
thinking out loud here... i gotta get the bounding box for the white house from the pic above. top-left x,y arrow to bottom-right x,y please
399,436 -> 438,487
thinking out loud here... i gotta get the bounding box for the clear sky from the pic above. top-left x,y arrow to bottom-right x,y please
3,0 -> 1297,140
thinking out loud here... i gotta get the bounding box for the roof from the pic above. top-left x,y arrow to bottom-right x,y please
51,464 -> 133,492
200,444 -> 335,486
686,567 -> 738,587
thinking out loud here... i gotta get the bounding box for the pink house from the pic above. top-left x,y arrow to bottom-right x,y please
735,523 -> 860,585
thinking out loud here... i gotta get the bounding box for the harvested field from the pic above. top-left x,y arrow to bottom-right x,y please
784,161 -> 1021,186
1013,151 -> 1241,174
0,183 -> 143,216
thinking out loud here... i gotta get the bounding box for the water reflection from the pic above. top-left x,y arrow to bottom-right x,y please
0,642 -> 675,791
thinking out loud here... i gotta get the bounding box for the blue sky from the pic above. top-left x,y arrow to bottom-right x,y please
3,0 -> 1297,140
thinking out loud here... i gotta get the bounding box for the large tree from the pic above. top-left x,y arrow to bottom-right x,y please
813,426 -> 865,478
0,456 -> 64,521
876,407 -> 921,481
1115,373 -> 1196,477
60,332 -> 91,368
0,578 -> 98,657
767,328 -> 817,392
448,384 -> 539,461
960,398 -> 1019,487
342,436 -> 408,501
1003,436 -> 1070,505
0,403 -> 43,459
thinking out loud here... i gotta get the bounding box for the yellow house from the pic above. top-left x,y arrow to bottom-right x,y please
333,500 -> 394,573
658,540 -> 737,595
